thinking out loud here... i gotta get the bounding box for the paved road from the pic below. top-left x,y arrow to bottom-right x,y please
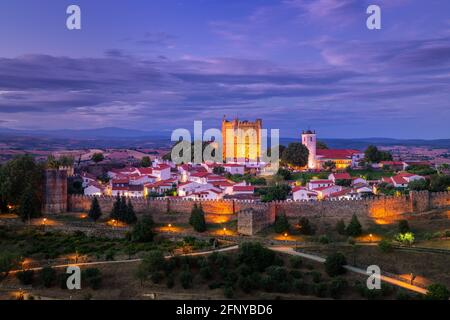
8,245 -> 239,274
269,246 -> 429,295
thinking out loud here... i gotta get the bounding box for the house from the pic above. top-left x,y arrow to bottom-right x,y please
232,185 -> 255,195
152,164 -> 171,181
129,174 -> 157,186
316,149 -> 363,170
382,173 -> 425,188
189,172 -> 210,184
184,188 -> 223,200
223,163 -> 245,175
328,172 -> 352,183
292,187 -> 318,201
81,172 -> 97,188
177,181 -> 214,197
84,182 -> 104,196
315,185 -> 343,199
127,185 -> 145,197
144,179 -> 177,196
329,188 -> 361,200
351,177 -> 367,186
380,161 -> 404,171
307,179 -> 334,190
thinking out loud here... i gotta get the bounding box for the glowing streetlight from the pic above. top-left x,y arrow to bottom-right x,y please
284,232 -> 288,238
369,234 -> 373,243
223,227 -> 227,235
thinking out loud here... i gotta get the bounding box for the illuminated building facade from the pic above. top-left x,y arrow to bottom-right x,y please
222,117 -> 262,164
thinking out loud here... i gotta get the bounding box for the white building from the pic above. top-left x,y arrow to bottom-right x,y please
292,187 -> 318,201
301,130 -> 317,169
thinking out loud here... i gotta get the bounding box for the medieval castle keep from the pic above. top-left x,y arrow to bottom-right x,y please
44,169 -> 450,236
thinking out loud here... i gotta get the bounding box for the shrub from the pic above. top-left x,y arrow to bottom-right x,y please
142,250 -> 165,273
313,283 -> 328,298
293,280 -> 309,295
130,216 -> 155,242
82,268 -> 102,290
289,270 -> 303,279
336,219 -> 346,235
319,235 -> 330,244
274,213 -> 290,234
395,232 -> 415,246
346,214 -> 362,237
223,286 -> 234,299
325,252 -> 347,277
329,278 -> 348,299
378,239 -> 394,253
238,242 -> 276,272
16,270 -> 34,285
166,275 -> 175,289
150,272 -> 163,284
289,256 -> 303,269
398,220 -> 410,234
425,283 -> 450,300
40,266 -> 56,288
180,270 -> 193,289
58,273 -> 70,289
237,276 -> 254,293
200,266 -> 212,280
298,217 -> 315,235
309,271 -> 322,283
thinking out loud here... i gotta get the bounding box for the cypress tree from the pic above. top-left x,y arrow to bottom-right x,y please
125,199 -> 137,224
346,214 -> 362,237
18,185 -> 41,222
189,203 -> 206,232
88,197 -> 102,222
110,195 -> 121,220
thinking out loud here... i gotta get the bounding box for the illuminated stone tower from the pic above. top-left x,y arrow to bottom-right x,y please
43,168 -> 68,214
222,117 -> 262,163
301,130 -> 317,169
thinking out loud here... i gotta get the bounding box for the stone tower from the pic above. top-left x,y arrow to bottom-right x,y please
302,130 -> 317,169
43,169 -> 68,214
222,117 -> 262,163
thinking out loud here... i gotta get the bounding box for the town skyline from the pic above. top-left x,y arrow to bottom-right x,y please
0,0 -> 449,139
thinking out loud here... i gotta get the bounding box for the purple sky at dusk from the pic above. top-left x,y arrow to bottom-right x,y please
0,0 -> 449,138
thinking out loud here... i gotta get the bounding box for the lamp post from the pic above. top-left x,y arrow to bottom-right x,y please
223,227 -> 227,236
369,234 -> 373,243
42,218 -> 47,231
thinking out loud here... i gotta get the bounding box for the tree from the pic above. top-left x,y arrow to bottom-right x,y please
429,174 -> 450,192
281,143 -> 309,167
274,213 -> 290,234
325,252 -> 347,277
316,141 -> 328,150
110,195 -> 121,220
91,153 -> 104,164
238,242 -> 276,272
346,214 -> 362,237
323,160 -> 336,171
298,217 -> 315,235
82,268 -> 102,290
408,179 -> 429,191
140,156 -> 152,168
260,184 -> 291,202
189,204 -> 206,232
336,219 -> 346,235
40,266 -> 56,288
0,155 -> 43,212
398,220 -> 410,234
124,199 -> 137,224
18,185 -> 41,222
180,270 -> 193,289
425,283 -> 450,300
364,145 -> 392,163
213,166 -> 225,175
88,197 -> 102,222
276,168 -> 292,180
395,232 -> 415,246
0,253 -> 18,280
130,216 -> 155,242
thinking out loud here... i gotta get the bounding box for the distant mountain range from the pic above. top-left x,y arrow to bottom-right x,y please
0,127 -> 449,150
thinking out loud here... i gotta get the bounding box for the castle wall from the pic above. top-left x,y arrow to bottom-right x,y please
43,169 -> 67,214
66,190 -> 450,234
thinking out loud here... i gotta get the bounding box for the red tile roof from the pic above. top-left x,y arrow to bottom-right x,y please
233,186 -> 255,192
316,149 -> 360,159
332,173 -> 352,180
309,179 -> 333,184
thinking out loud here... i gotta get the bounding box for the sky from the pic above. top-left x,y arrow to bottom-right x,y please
0,0 -> 449,139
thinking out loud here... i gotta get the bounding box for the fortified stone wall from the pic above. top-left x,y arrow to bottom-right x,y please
238,208 -> 275,236
43,169 -> 67,214
66,190 -> 450,233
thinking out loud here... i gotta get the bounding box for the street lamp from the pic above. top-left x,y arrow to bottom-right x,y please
223,227 -> 227,236
369,234 -> 373,243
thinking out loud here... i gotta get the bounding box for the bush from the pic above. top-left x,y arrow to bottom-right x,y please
293,279 -> 309,295
166,275 -> 175,289
150,272 -> 163,284
298,217 -> 315,235
425,283 -> 450,300
309,271 -> 322,283
378,239 -> 394,253
274,213 -> 290,234
319,235 -> 330,244
238,242 -> 276,272
325,252 -> 347,277
200,266 -> 212,280
289,256 -> 303,269
142,250 -> 165,273
336,219 -> 346,235
237,276 -> 254,293
16,270 -> 34,285
130,216 -> 155,242
180,270 -> 193,289
82,268 -> 102,290
346,214 -> 362,237
223,286 -> 234,299
395,232 -> 415,246
40,266 -> 56,288
289,270 -> 303,279
398,220 -> 410,234
329,278 -> 348,299
313,283 -> 328,298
